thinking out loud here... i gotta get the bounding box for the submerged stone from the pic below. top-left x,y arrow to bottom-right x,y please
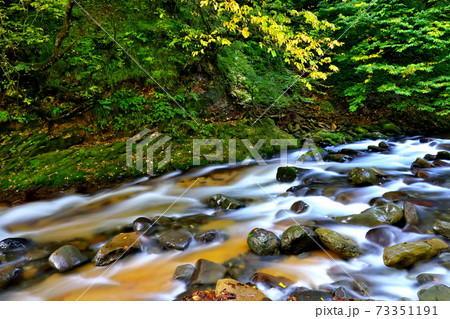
0,264 -> 23,289
290,200 -> 309,214
403,202 -> 419,225
0,238 -> 35,252
93,232 -> 141,266
208,194 -> 245,210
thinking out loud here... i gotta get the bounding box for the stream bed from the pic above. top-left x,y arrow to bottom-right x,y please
0,136 -> 449,301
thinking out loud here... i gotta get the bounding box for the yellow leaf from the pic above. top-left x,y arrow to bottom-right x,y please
242,27 -> 250,38
221,38 -> 232,46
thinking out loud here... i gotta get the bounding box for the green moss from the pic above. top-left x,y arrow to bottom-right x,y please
0,119 -> 295,193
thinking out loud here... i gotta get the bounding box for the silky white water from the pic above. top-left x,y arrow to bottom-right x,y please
0,136 -> 449,300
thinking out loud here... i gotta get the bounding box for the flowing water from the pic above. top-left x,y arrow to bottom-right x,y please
0,136 -> 449,301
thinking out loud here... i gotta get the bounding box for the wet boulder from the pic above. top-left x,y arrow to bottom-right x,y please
290,200 -> 309,214
48,245 -> 88,272
0,238 -> 35,252
0,264 -> 23,289
132,217 -> 156,236
382,123 -> 401,135
348,167 -> 378,186
173,264 -> 195,282
416,273 -> 442,285
189,259 -> 227,285
379,141 -> 390,149
433,220 -> 450,239
315,228 -> 363,259
436,151 -> 450,160
247,228 -> 281,256
324,154 -> 351,163
383,238 -> 448,269
215,278 -> 268,301
339,148 -> 359,156
251,272 -> 293,289
290,289 -> 333,301
368,145 -> 385,152
276,166 -> 298,183
418,284 -> 450,301
93,232 -> 141,266
382,191 -> 409,202
158,230 -> 192,251
280,225 -> 317,255
365,227 -> 396,247
403,202 -> 419,225
411,158 -> 433,174
208,194 -> 245,210
194,230 -> 219,244
335,203 -> 403,227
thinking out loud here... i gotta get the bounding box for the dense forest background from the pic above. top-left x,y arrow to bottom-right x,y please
0,0 -> 449,202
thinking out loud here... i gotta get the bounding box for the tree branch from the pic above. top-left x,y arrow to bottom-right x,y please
31,0 -> 75,72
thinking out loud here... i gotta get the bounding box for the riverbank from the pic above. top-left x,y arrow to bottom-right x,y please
1,102 -> 449,206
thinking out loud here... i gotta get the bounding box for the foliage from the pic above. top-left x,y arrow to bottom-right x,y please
178,0 -> 341,90
318,0 -> 450,114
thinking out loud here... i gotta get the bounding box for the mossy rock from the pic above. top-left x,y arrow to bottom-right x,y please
208,194 -> 245,210
335,203 -> 403,227
281,225 -> 317,255
348,167 -> 379,186
247,228 -> 281,256
382,123 -> 402,135
418,284 -> 450,301
315,228 -> 363,259
383,238 -> 448,269
276,166 -> 298,183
